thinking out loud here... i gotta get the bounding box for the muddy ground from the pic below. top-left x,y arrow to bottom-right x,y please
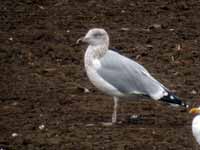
1,0 -> 200,149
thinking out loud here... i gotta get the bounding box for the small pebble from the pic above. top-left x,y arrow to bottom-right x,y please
120,27 -> 130,31
191,90 -> 197,95
38,124 -> 45,130
146,44 -> 153,48
173,72 -> 179,76
11,133 -> 18,137
121,10 -> 125,13
11,101 -> 18,106
128,114 -> 143,124
38,5 -> 45,10
136,55 -> 141,60
152,130 -> 156,135
84,88 -> 90,93
85,123 -> 95,127
171,56 -> 175,62
130,114 -> 139,119
149,24 -> 161,29
77,86 -> 90,93
176,44 -> 181,51
9,37 -> 13,41
169,28 -> 175,31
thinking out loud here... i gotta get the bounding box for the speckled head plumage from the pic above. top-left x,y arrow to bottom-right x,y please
77,28 -> 109,47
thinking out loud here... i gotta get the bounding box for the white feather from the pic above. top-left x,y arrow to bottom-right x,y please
192,115 -> 200,145
93,59 -> 101,69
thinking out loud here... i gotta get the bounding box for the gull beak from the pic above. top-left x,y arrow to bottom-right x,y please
76,37 -> 85,44
189,107 -> 200,114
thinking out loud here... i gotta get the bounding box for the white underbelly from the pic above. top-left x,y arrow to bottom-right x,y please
86,66 -> 123,97
192,125 -> 200,144
192,116 -> 200,145
193,126 -> 200,144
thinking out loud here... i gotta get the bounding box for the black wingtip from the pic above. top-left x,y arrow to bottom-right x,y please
181,102 -> 189,108
159,91 -> 189,108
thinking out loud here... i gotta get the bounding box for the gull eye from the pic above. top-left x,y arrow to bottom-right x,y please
93,32 -> 102,37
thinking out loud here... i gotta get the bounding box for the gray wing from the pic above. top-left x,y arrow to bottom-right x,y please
97,50 -> 166,99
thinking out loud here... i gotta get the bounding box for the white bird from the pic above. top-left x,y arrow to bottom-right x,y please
77,28 -> 188,124
190,107 -> 200,146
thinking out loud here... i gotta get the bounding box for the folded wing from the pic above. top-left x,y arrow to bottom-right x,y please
97,50 -> 166,100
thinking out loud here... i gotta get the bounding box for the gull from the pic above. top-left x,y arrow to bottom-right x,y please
189,107 -> 200,147
77,28 -> 188,124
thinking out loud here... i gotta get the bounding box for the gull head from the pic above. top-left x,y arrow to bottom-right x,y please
189,107 -> 200,115
77,28 -> 109,46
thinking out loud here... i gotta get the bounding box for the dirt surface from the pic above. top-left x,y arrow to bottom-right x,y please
1,0 -> 200,149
